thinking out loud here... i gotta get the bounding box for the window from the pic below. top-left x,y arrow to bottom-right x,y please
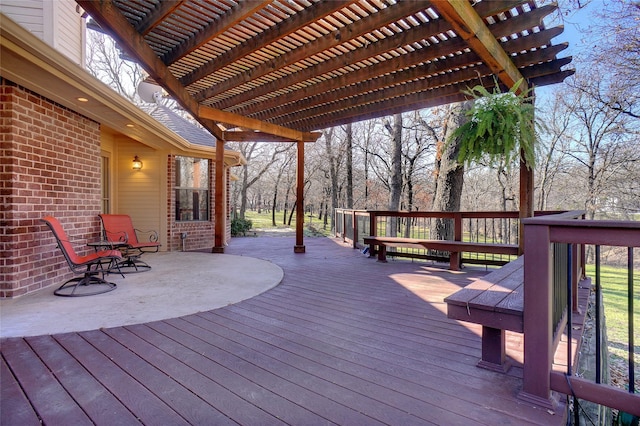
175,156 -> 209,221
101,154 -> 110,213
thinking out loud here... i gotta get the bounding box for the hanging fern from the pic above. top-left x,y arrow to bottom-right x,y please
449,79 -> 539,169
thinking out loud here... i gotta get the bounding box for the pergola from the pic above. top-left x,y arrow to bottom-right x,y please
78,0 -> 573,253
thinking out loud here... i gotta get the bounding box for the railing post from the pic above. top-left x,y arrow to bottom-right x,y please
519,221 -> 558,409
454,213 -> 462,242
572,243 -> 579,312
341,209 -> 347,243
351,210 -> 358,249
369,212 -> 377,237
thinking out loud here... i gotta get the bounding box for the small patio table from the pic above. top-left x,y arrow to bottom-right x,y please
87,241 -> 127,278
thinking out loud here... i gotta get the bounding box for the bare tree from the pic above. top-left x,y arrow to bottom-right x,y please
322,128 -> 343,230
344,123 -> 354,209
536,93 -> 572,210
560,72 -> 638,220
585,0 -> 640,120
231,142 -> 292,219
86,29 -> 144,102
269,149 -> 295,226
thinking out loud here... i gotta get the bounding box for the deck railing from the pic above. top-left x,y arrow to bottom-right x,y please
334,209 -> 557,267
521,213 -> 640,418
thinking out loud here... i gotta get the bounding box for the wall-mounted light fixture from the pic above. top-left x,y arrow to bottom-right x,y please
132,155 -> 143,170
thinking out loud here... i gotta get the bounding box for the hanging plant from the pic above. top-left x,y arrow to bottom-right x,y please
449,78 -> 539,169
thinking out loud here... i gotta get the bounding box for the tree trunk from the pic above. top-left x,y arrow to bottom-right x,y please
324,128 -> 339,231
388,114 -> 403,211
288,201 -> 296,226
346,123 -> 354,209
386,114 -> 403,237
432,102 -> 470,240
239,164 -> 249,219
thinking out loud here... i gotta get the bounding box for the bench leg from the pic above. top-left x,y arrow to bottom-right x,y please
377,244 -> 387,263
477,326 -> 512,373
449,251 -> 460,271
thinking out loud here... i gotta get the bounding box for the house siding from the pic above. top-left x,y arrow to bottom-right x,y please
1,0 -> 84,65
0,79 -> 102,298
0,1 -> 44,39
115,140 -> 163,246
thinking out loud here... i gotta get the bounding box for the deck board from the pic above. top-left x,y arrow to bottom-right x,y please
0,356 -> 41,426
25,334 -> 140,425
1,236 -> 569,425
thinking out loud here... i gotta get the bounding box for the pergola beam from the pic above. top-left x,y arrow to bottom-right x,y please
136,0 -> 185,35
223,131 -> 320,143
434,0 -> 528,94
198,105 -> 311,142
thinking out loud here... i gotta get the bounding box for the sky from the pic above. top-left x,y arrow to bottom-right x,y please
534,0 -> 596,101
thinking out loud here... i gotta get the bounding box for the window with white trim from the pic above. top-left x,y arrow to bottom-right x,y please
175,156 -> 209,221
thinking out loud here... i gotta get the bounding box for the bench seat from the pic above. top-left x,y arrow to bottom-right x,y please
363,236 -> 518,270
444,256 -> 524,372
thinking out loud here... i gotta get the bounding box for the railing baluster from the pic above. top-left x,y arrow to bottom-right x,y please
628,247 -> 635,394
567,243 -> 573,376
595,245 -> 601,384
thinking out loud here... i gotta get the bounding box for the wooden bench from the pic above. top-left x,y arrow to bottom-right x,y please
444,256 -> 524,373
363,236 -> 518,271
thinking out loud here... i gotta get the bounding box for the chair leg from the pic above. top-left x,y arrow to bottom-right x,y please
116,254 -> 151,273
54,273 -> 117,297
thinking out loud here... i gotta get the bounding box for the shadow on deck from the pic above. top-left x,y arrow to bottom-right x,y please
1,236 -> 567,425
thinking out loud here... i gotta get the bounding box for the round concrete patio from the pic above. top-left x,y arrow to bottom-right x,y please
0,252 -> 283,338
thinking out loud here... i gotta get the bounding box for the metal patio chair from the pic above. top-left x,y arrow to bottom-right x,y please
99,214 -> 161,272
41,216 -> 121,297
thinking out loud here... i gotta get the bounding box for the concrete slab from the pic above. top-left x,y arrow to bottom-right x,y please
0,252 -> 283,338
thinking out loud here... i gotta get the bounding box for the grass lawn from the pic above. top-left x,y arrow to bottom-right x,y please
585,263 -> 639,391
242,210 -> 333,237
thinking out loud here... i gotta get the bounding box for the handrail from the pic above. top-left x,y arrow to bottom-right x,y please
335,209 -> 565,265
521,214 -> 640,417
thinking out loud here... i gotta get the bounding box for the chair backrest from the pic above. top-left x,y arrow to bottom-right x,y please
99,214 -> 139,244
41,216 -> 84,267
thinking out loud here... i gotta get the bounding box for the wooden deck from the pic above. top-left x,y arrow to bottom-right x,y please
1,236 -> 567,425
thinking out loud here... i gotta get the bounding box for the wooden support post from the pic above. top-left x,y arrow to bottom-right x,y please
519,151 -> 534,255
519,222 -> 558,409
294,140 -> 305,253
212,138 -> 226,253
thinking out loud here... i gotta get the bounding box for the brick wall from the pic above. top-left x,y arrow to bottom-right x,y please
0,79 -> 102,298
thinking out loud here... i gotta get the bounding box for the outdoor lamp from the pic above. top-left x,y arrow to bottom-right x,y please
132,155 -> 143,170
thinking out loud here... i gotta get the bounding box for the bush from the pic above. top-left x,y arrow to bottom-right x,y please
231,218 -> 253,236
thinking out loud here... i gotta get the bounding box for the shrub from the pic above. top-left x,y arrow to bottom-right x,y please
231,218 -> 253,236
